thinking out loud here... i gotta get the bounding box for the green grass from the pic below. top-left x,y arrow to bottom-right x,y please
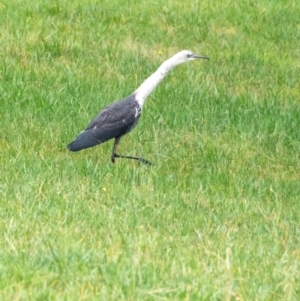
1,0 -> 300,300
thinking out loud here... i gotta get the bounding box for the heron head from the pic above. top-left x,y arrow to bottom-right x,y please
172,50 -> 209,65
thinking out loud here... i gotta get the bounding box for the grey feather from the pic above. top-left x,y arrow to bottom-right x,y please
67,95 -> 141,152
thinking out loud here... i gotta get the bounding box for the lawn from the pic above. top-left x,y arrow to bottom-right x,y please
0,0 -> 299,300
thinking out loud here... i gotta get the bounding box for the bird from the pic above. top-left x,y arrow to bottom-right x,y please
67,50 -> 209,165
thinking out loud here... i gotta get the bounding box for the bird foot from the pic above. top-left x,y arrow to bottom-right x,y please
112,153 -> 152,166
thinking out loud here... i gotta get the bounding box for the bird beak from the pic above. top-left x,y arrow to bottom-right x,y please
192,54 -> 210,59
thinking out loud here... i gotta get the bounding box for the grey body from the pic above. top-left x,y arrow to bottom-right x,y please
67,94 -> 141,151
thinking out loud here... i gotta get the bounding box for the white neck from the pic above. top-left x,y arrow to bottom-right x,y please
134,57 -> 178,107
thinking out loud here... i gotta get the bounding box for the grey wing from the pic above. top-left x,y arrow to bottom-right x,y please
67,100 -> 140,151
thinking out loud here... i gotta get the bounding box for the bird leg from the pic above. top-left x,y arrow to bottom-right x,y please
111,137 -> 152,166
111,137 -> 121,163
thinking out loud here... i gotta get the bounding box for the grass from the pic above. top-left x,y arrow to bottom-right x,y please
0,0 -> 300,300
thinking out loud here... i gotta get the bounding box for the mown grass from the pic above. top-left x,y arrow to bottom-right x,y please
0,0 -> 299,300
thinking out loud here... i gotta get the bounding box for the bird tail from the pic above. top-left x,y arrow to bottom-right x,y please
67,140 -> 82,152
67,130 -> 102,152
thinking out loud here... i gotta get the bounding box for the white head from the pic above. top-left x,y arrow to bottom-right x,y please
170,50 -> 209,66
